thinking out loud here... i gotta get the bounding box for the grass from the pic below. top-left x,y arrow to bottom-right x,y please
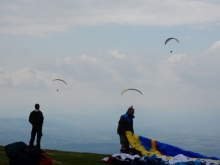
0,145 -> 109,165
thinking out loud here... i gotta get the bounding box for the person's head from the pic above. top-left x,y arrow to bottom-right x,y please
127,106 -> 134,115
35,103 -> 40,110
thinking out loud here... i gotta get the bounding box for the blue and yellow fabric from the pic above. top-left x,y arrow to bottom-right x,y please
126,131 -> 220,160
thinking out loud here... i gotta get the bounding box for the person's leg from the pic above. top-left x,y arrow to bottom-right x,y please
119,135 -> 129,152
36,127 -> 42,148
29,127 -> 37,146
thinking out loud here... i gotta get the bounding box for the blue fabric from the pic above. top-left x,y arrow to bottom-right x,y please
123,114 -> 132,123
139,136 -> 220,160
139,136 -> 152,151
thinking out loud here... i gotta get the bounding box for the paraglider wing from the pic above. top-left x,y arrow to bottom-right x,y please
121,88 -> 143,95
165,38 -> 179,45
53,79 -> 67,85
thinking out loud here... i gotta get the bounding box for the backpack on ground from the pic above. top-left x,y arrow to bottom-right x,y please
39,151 -> 53,165
5,142 -> 53,165
18,145 -> 41,165
4,141 -> 27,165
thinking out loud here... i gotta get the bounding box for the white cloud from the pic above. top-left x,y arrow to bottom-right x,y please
65,57 -> 72,63
0,68 -> 53,88
80,54 -> 99,63
209,41 -> 220,51
159,41 -> 220,89
109,50 -> 126,59
59,54 -> 124,84
1,41 -> 220,93
1,42 -> 220,112
168,54 -> 187,63
1,0 -> 220,36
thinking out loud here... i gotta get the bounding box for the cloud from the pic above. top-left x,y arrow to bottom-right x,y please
209,41 -> 220,51
1,0 -> 220,36
0,67 -> 53,88
64,57 -> 72,63
158,41 -> 220,90
1,42 -> 220,96
1,43 -> 220,112
168,54 -> 187,63
109,50 -> 126,59
55,54 -> 125,85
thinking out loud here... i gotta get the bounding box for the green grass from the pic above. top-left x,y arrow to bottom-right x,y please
0,146 -> 109,165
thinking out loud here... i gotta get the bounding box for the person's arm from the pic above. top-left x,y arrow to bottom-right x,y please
29,112 -> 33,125
41,112 -> 44,124
118,117 -> 128,132
131,125 -> 134,134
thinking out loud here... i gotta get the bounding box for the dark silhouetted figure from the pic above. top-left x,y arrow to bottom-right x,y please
170,51 -> 172,53
29,103 -> 44,148
117,106 -> 135,153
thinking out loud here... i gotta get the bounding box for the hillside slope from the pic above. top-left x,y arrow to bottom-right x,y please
0,145 -> 108,165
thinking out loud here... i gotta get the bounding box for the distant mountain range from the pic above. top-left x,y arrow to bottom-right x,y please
0,117 -> 220,157
0,118 -> 119,154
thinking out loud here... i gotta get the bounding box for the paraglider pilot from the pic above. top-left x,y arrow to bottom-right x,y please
29,103 -> 44,148
117,106 -> 135,153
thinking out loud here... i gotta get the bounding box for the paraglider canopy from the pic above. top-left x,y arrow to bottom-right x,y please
121,88 -> 143,95
53,79 -> 67,85
165,38 -> 179,53
165,37 -> 179,45
53,79 -> 67,92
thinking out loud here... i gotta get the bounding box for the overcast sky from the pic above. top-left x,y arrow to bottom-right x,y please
1,0 -> 220,132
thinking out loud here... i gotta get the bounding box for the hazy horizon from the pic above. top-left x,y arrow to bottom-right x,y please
1,111 -> 220,157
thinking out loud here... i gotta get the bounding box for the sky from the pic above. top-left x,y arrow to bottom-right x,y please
1,0 -> 220,136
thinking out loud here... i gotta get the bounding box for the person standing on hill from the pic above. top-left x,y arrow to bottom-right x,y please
29,103 -> 44,148
117,106 -> 135,153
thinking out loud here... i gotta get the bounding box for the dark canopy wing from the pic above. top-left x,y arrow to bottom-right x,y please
165,38 -> 179,45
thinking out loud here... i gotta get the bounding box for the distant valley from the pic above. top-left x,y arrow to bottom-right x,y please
0,117 -> 220,157
0,118 -> 119,154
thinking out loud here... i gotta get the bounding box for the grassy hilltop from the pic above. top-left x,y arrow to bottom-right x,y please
0,146 -> 109,165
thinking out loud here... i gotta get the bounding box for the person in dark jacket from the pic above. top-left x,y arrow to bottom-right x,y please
29,103 -> 44,148
117,106 -> 135,153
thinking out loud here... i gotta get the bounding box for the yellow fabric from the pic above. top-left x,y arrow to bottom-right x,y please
126,131 -> 163,156
125,131 -> 151,155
